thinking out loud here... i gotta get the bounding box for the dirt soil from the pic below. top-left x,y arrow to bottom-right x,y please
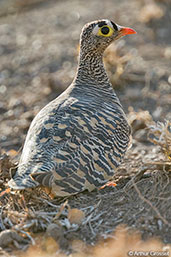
0,0 -> 171,256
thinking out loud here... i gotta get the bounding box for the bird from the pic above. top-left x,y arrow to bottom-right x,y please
8,19 -> 136,197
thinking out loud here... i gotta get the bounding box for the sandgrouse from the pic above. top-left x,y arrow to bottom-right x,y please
8,19 -> 136,196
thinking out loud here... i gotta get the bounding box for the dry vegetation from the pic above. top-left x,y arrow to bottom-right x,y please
0,0 -> 171,256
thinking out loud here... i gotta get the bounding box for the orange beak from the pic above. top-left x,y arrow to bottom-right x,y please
118,26 -> 136,36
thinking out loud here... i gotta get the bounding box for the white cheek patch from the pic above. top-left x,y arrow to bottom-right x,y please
106,20 -> 113,28
92,25 -> 100,35
106,20 -> 120,31
116,24 -> 122,32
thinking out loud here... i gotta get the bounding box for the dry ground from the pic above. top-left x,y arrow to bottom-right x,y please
0,0 -> 171,256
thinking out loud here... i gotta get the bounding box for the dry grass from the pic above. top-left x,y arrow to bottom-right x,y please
148,120 -> 171,161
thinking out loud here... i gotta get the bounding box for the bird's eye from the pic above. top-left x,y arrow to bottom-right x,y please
98,25 -> 114,37
101,26 -> 110,35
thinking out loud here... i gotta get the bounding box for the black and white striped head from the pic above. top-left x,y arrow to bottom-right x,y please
80,19 -> 136,54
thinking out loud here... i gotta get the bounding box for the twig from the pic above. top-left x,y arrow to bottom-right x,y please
124,166 -> 149,190
82,212 -> 94,225
14,227 -> 35,245
53,200 -> 68,222
133,181 -> 170,226
0,208 -> 5,230
90,211 -> 106,222
88,220 -> 96,236
4,211 -> 27,218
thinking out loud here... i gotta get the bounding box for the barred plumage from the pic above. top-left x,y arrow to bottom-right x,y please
8,19 -> 136,196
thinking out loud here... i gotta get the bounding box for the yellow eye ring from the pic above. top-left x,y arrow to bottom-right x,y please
98,25 -> 114,37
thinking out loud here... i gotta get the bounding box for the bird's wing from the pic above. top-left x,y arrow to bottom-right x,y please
29,99 -> 130,196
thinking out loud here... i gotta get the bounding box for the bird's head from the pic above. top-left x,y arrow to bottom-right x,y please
80,19 -> 136,54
